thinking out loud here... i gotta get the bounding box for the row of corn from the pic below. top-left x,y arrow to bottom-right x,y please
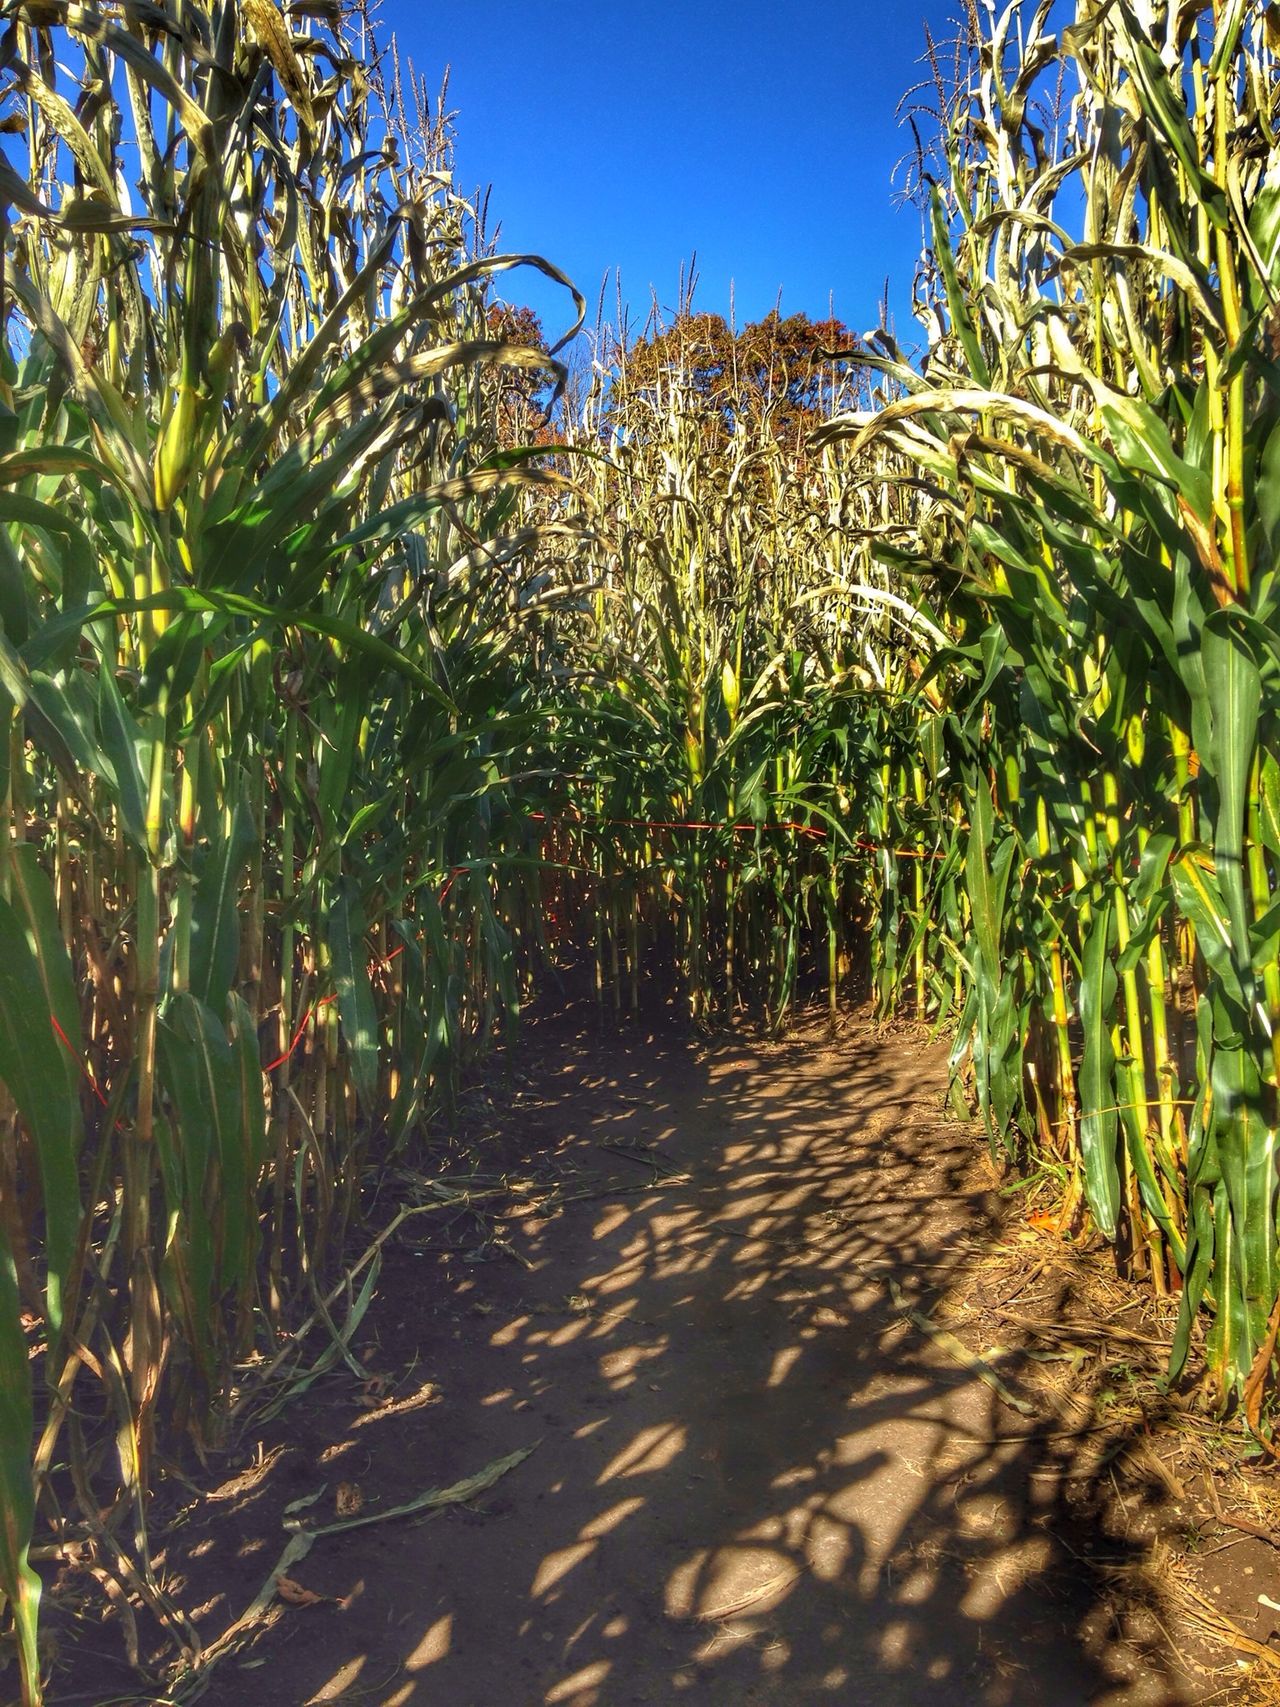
0,2 -> 591,1695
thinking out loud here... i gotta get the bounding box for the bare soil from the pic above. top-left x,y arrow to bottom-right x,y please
38,1005 -> 1280,1706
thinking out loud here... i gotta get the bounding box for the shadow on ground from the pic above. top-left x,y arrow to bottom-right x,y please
51,1008 -> 1198,1707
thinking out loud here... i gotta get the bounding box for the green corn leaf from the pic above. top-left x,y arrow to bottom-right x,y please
0,490 -> 95,612
1131,832 -> 1177,908
1211,1043 -> 1278,1376
96,659 -> 150,852
931,186 -> 990,388
1169,1182 -> 1217,1379
1250,899 -> 1280,975
964,775 -> 1005,981
1202,616 -> 1262,983
190,794 -> 256,1015
225,992 -> 268,1327
156,995 -> 235,1386
316,689 -> 364,830
1113,6 -> 1229,229
1259,750 -> 1280,856
0,1234 -> 40,1707
0,529 -> 27,647
1171,850 -> 1246,1019
330,882 -> 379,1114
1118,1076 -> 1185,1270
27,668 -> 102,779
1077,900 -> 1120,1240
0,846 -> 84,1338
1096,395 -> 1213,522
1206,1179 -> 1248,1392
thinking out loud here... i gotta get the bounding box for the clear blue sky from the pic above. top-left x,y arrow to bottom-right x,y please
392,3 -> 965,350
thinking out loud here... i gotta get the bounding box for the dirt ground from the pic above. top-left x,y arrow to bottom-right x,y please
38,1005 -> 1280,1706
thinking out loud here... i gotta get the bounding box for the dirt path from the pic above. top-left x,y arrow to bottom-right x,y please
166,1014 -> 1202,1706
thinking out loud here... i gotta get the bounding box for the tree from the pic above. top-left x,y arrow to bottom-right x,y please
483,300 -> 560,447
616,308 -> 866,452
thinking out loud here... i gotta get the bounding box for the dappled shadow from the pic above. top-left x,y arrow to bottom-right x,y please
68,1007 -> 1195,1707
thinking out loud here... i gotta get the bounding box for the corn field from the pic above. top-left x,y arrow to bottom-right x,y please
1,0 -> 1280,1699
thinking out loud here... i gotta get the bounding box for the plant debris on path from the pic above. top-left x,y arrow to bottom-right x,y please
40,1009 -> 1274,1707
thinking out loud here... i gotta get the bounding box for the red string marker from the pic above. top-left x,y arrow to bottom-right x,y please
264,864 -> 471,1074
50,1014 -> 108,1108
529,809 -> 946,860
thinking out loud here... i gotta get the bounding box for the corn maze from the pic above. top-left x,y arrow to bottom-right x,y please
0,2 -> 1278,1699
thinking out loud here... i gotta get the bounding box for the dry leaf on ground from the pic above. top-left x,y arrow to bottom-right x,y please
276,1575 -> 324,1609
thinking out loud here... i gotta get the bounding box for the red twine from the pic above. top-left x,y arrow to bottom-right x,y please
50,1014 -> 109,1108
264,864 -> 469,1074
529,811 -> 946,860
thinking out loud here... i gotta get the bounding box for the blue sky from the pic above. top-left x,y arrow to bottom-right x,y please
393,3 -> 966,351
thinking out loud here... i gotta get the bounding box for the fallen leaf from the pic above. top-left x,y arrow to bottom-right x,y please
276,1574 -> 323,1609
335,1482 -> 363,1518
357,1375 -> 391,1409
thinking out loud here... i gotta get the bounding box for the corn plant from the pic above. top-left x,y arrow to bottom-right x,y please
0,3 -> 584,1698
539,309 -> 942,1029
820,0 -> 1280,1410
